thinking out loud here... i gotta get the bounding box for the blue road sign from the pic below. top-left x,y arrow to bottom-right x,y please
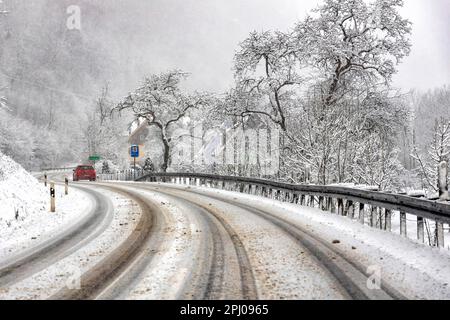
130,145 -> 139,158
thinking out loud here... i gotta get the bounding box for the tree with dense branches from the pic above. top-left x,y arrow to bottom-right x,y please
115,70 -> 211,172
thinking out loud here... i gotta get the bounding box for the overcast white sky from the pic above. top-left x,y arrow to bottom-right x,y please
89,0 -> 450,94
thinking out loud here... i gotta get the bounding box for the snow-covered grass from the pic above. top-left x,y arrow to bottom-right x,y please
0,153 -> 47,224
0,154 -> 92,260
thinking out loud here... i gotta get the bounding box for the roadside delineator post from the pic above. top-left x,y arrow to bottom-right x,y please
50,181 -> 55,212
44,173 -> 47,187
65,177 -> 69,195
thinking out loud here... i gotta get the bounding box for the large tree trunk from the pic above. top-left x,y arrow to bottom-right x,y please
161,132 -> 170,173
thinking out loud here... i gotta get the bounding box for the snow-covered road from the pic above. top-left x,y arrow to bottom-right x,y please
1,176 -> 450,300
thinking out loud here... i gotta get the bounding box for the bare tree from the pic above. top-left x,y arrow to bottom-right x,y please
115,70 -> 211,172
227,0 -> 411,185
295,0 -> 411,109
412,118 -> 450,192
232,31 -> 303,132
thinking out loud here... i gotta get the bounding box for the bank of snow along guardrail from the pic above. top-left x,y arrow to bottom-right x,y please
126,172 -> 450,248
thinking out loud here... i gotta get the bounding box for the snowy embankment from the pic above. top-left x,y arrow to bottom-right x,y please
0,187 -> 141,299
0,153 -> 47,224
0,154 -> 91,259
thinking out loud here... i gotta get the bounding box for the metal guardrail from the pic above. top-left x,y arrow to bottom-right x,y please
41,167 -> 76,172
98,169 -> 144,181
132,172 -> 450,248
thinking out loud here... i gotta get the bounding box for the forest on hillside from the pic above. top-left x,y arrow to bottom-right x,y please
0,0 -> 448,194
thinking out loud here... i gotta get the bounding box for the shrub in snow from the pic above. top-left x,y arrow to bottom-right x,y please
102,161 -> 110,174
143,157 -> 155,172
0,152 -> 47,226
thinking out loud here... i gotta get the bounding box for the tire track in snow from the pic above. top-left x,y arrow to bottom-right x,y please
49,184 -> 167,300
110,182 -> 258,300
151,183 -> 405,300
0,184 -> 113,288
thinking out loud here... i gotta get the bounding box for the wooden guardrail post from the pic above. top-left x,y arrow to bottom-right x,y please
343,200 -> 348,216
400,211 -> 407,237
410,192 -> 425,243
417,216 -> 425,243
384,209 -> 392,231
292,193 -> 299,204
379,208 -> 385,229
309,195 -> 315,207
358,203 -> 365,224
50,181 -> 55,212
370,206 -> 378,227
284,191 -> 290,202
330,198 -> 336,213
347,200 -> 354,218
436,221 -> 444,247
318,196 -> 324,210
326,197 -> 332,212
275,189 -> 280,201
337,198 -> 344,215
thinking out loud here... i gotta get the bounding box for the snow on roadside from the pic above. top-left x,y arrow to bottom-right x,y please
0,153 -> 47,225
0,187 -> 141,299
0,186 -> 92,260
163,183 -> 450,299
0,154 -> 91,260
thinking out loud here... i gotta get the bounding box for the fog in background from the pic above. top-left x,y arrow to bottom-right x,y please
0,0 -> 448,170
2,0 -> 449,98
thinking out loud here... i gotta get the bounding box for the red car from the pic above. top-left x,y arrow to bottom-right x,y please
73,165 -> 96,181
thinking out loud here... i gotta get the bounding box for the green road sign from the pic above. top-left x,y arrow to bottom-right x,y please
89,155 -> 100,161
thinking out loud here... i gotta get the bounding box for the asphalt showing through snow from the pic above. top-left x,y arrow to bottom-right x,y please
0,175 -> 411,300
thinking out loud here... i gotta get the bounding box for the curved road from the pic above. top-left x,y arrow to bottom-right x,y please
0,175 -> 411,300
